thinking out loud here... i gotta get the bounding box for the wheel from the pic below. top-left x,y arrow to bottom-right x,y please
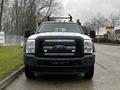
84,65 -> 94,80
25,66 -> 35,79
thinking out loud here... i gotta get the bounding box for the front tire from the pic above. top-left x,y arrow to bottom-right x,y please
84,65 -> 94,80
25,66 -> 35,79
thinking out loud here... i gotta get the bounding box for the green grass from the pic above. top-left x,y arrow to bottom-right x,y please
0,46 -> 23,80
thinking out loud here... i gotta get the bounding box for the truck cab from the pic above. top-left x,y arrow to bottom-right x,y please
24,21 -> 95,79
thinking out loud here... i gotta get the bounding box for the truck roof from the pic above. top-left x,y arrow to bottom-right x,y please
42,21 -> 76,24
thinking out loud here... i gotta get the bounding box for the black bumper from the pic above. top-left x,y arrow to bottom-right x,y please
24,54 -> 95,74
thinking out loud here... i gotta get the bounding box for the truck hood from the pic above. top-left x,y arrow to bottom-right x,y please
28,32 -> 91,40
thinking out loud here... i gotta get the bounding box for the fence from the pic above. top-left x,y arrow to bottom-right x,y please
4,34 -> 24,45
0,32 -> 5,45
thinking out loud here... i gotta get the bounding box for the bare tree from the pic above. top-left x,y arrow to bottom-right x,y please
21,0 -> 63,34
0,0 -> 63,35
109,13 -> 120,26
0,0 -> 4,31
84,13 -> 106,35
36,0 -> 63,18
92,14 -> 106,35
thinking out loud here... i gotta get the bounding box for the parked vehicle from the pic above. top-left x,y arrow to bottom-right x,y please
24,18 -> 95,79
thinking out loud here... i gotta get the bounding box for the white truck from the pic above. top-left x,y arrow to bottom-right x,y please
24,20 -> 95,80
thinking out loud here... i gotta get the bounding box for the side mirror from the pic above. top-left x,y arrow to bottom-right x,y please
90,31 -> 96,38
25,30 -> 31,38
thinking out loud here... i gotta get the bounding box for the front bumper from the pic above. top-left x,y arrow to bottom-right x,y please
24,54 -> 95,74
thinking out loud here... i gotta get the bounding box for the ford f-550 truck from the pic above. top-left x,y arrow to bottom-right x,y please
24,21 -> 95,79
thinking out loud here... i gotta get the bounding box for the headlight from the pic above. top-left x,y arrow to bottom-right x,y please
26,40 -> 35,53
84,40 -> 93,53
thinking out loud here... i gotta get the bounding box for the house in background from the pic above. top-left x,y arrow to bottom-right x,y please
115,29 -> 120,38
115,26 -> 120,39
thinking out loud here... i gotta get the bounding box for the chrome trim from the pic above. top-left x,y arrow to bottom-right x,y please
43,46 -> 76,49
66,46 -> 76,49
44,39 -> 75,42
43,46 -> 53,49
72,50 -> 76,52
44,50 -> 47,52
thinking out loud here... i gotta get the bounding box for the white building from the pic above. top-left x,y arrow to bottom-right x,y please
115,25 -> 120,39
0,32 -> 5,45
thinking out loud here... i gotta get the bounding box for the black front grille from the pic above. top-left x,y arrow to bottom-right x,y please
35,39 -> 44,57
75,40 -> 84,57
35,38 -> 84,57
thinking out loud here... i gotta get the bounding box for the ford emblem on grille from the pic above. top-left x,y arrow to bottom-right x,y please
53,45 -> 66,50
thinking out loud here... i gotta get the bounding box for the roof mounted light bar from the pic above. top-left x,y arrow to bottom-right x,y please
47,14 -> 73,22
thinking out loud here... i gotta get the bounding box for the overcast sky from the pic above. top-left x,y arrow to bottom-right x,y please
62,0 -> 120,24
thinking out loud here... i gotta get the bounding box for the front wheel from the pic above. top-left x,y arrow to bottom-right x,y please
84,65 -> 94,80
25,66 -> 35,79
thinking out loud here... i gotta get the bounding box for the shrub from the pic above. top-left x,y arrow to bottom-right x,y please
95,38 -> 120,44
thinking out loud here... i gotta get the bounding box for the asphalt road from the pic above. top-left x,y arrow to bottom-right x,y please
4,44 -> 120,90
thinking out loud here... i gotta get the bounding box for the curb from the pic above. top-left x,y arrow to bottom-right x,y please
95,43 -> 120,46
0,66 -> 24,90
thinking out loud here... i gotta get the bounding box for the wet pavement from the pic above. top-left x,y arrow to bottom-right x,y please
4,44 -> 120,90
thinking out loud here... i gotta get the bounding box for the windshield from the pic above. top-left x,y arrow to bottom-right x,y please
37,23 -> 83,34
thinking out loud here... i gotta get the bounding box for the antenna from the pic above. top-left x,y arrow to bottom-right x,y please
68,14 -> 72,21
